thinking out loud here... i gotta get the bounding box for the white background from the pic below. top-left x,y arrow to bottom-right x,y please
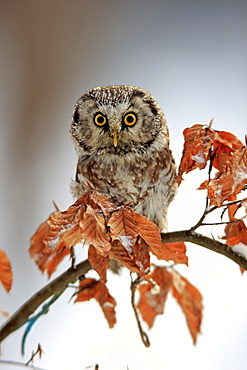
0,1 -> 247,369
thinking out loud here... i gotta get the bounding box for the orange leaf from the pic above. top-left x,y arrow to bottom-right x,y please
88,245 -> 109,282
134,213 -> 162,259
45,243 -> 71,277
226,195 -> 238,221
230,145 -> 247,193
108,208 -> 159,271
0,249 -> 13,292
211,148 -> 232,173
30,220 -> 49,260
79,205 -> 111,256
43,205 -> 86,252
222,219 -> 247,246
42,200 -> 111,256
178,123 -> 215,185
160,242 -> 188,265
198,146 -> 247,206
171,270 -> 203,344
75,278 -> 117,328
109,240 -> 142,273
212,131 -> 243,172
178,122 -> 244,186
240,267 -> 245,274
137,266 -> 173,327
75,190 -> 115,216
214,130 -> 243,151
132,238 -> 150,273
30,220 -> 70,277
108,207 -> 139,253
199,174 -> 235,207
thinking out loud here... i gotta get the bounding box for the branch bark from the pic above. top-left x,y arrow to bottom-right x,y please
161,230 -> 247,270
0,229 -> 246,343
0,259 -> 91,343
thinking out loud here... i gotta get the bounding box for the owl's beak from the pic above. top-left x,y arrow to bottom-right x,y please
113,129 -> 118,147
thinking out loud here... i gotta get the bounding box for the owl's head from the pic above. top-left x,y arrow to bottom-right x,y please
70,85 -> 169,155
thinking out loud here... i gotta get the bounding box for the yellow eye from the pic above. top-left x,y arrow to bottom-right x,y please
123,112 -> 137,126
94,113 -> 107,127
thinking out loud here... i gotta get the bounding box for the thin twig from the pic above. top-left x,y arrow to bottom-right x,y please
190,196 -> 209,232
200,221 -> 232,226
26,344 -> 43,366
130,276 -> 150,347
161,230 -> 247,270
190,197 -> 246,232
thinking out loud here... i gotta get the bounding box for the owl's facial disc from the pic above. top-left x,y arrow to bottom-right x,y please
93,107 -> 138,147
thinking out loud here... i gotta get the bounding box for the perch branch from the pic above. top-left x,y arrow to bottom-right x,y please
0,259 -> 91,343
161,230 -> 247,270
1,229 -> 246,343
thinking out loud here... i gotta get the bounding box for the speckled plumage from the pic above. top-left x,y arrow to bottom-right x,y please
70,85 -> 177,231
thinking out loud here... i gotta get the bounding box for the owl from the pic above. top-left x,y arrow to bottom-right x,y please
70,85 -> 177,231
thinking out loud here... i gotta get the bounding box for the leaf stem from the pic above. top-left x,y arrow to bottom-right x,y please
130,276 -> 150,347
161,230 -> 247,270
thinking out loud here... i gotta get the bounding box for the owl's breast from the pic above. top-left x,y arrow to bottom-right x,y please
76,152 -> 143,205
72,147 -> 174,211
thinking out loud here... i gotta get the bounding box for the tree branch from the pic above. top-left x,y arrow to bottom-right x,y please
1,229 -> 246,343
0,259 -> 91,343
161,230 -> 247,270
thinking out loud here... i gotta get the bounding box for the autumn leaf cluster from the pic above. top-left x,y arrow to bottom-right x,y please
178,120 -> 247,249
29,191 -> 188,279
1,120 -> 246,347
28,190 -> 202,341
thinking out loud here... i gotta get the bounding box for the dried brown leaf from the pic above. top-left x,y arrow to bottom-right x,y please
134,213 -> 162,259
222,219 -> 247,246
88,244 -> 110,282
43,205 -> 86,252
226,196 -> 238,221
198,146 -> 247,206
132,238 -> 150,273
212,131 -> 243,172
41,201 -> 111,256
137,266 -> 173,327
75,190 -> 115,216
109,240 -> 142,273
160,242 -> 188,265
178,123 -> 215,185
79,205 -> 111,256
29,220 -> 70,277
75,278 -> 117,328
108,207 -> 139,254
178,122 -> 244,187
171,270 -> 203,344
0,249 -> 13,292
108,208 -> 160,272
